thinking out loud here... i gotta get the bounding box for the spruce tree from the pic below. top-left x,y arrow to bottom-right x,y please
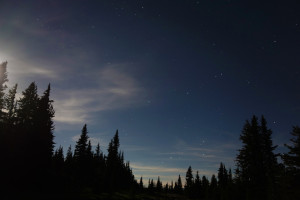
156,176 -> 163,193
282,126 -> 300,171
201,176 -> 209,199
176,175 -> 183,194
16,82 -> 39,127
15,82 -> 40,190
236,115 -> 278,200
36,84 -> 55,180
4,84 -> 18,125
74,124 -> 89,160
209,174 -> 218,199
0,61 -> 8,192
74,124 -> 89,189
194,171 -> 202,198
282,126 -> 300,198
0,61 -> 8,121
185,166 -> 194,196
139,176 -> 143,190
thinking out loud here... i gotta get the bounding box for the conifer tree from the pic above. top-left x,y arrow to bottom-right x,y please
15,82 -> 40,189
73,124 -> 89,189
0,61 -> 8,121
16,82 -> 39,127
36,84 -> 55,175
175,175 -> 183,194
194,171 -> 202,198
94,143 -> 103,159
0,61 -> 9,192
53,146 -> 64,173
283,126 -> 300,170
139,176 -> 143,189
218,162 -> 228,188
236,115 -> 278,200
210,174 -> 218,199
185,166 -> 194,196
148,179 -> 154,193
164,182 -> 169,192
282,126 -> 300,198
156,176 -> 163,192
4,84 -> 18,125
65,145 -> 73,164
170,181 -> 174,192
74,124 -> 89,160
201,176 -> 209,199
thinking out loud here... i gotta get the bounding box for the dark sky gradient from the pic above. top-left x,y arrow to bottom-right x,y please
1,0 -> 300,183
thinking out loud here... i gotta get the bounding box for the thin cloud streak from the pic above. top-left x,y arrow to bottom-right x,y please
131,162 -> 216,184
54,65 -> 144,124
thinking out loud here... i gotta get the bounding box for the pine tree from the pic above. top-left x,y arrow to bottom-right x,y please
73,124 -> 89,189
139,176 -> 143,189
201,176 -> 209,199
282,126 -> 300,199
210,174 -> 218,199
218,162 -> 228,188
0,61 -> 9,192
4,84 -> 18,125
148,179 -> 154,193
194,171 -> 202,198
283,126 -> 300,170
94,143 -> 103,159
65,145 -> 73,164
15,82 -> 40,190
53,146 -> 64,173
16,82 -> 39,127
185,166 -> 194,196
156,176 -> 163,193
52,146 -> 65,191
106,130 -> 120,191
260,116 -> 279,199
0,61 -> 8,121
164,182 -> 169,192
175,175 -> 183,194
36,84 -> 55,180
74,124 -> 89,160
236,115 -> 279,200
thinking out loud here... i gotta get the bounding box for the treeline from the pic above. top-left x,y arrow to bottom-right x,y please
138,163 -> 233,200
136,116 -> 300,200
1,61 -> 300,199
52,126 -> 137,194
0,62 -> 137,197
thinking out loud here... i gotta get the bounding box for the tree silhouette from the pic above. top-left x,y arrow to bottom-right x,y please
156,176 -> 163,193
236,115 -> 279,200
174,174 -> 183,194
194,171 -> 202,198
209,174 -> 218,199
4,84 -> 18,125
282,126 -> 300,199
139,176 -> 143,190
201,175 -> 209,199
185,166 -> 194,197
0,61 -> 8,121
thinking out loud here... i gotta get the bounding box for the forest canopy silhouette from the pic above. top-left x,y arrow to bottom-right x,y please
0,61 -> 299,199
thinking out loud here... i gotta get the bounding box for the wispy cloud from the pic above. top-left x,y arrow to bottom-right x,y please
131,163 -> 187,174
131,162 -> 215,184
54,65 -> 144,124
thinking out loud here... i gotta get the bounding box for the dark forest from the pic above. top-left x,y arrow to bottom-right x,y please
1,61 -> 300,199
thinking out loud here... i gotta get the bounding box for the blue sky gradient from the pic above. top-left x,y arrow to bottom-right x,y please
1,0 -> 300,183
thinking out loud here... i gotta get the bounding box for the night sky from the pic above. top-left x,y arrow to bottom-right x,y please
1,0 -> 300,183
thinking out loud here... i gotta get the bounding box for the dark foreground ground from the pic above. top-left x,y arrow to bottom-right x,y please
3,192 -> 191,200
